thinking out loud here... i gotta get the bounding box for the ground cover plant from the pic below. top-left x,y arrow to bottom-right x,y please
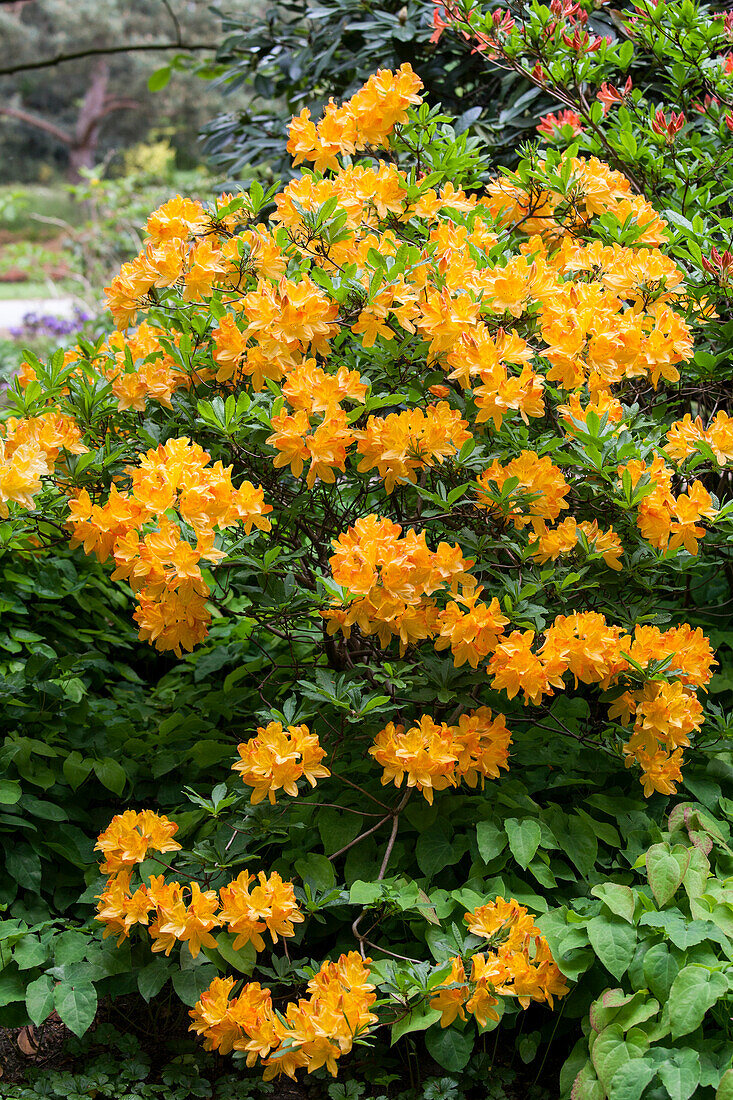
1,37 -> 733,1099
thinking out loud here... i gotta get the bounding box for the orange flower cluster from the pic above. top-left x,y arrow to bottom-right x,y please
619,456 -> 717,556
190,952 -> 377,1079
665,410 -> 733,466
356,403 -> 471,493
530,517 -> 624,570
477,450 -> 570,530
370,708 -> 512,802
287,63 -> 423,171
95,811 -> 303,960
430,897 -> 568,1027
324,514 -> 476,652
231,722 -> 330,804
106,323 -> 189,411
95,809 -> 182,874
614,681 -> 704,796
265,360 -> 366,489
68,437 -> 272,655
487,615 -> 714,794
0,411 -> 86,517
435,588 -> 509,668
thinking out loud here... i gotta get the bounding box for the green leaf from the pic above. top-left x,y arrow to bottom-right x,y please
658,1049 -> 701,1100
137,959 -> 170,1003
391,1002 -> 442,1044
294,853 -> 336,893
93,757 -> 126,795
587,915 -> 637,980
646,843 -> 685,907
592,1024 -> 645,1092
717,1068 -> 733,1099
668,966 -> 728,1038
425,1025 -> 473,1071
210,932 -> 256,975
54,931 -> 89,966
572,1061 -> 605,1100
54,981 -> 97,1036
0,970 -> 25,1006
0,780 -> 21,805
505,818 -> 541,870
476,821 -> 506,863
148,66 -> 172,92
171,965 -> 218,1007
416,822 -> 455,878
608,1060 -> 657,1100
591,883 -> 635,924
7,846 -> 41,892
318,808 -> 363,855
561,818 -> 598,877
13,935 -> 47,970
643,943 -> 679,1002
26,974 -> 54,1026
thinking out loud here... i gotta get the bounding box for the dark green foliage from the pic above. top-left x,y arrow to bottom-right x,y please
201,0 -> 548,178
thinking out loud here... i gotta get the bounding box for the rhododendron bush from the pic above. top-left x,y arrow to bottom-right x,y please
4,61 -> 733,1091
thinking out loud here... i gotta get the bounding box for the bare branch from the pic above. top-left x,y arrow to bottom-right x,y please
0,41 -> 217,78
0,106 -> 72,146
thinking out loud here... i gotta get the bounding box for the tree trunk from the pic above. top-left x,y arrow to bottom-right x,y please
0,57 -> 136,181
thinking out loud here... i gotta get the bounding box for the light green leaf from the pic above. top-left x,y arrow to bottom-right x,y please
591,883 -> 635,924
476,821 -> 506,863
609,1060 -> 657,1100
668,966 -> 728,1038
587,915 -> 637,980
148,66 -> 172,92
717,1067 -> 733,1099
26,975 -> 54,1026
658,1049 -> 701,1100
54,981 -> 97,1036
505,818 -> 541,870
211,932 -> 256,975
646,843 -> 685,907
390,1002 -> 442,1044
0,780 -> 21,805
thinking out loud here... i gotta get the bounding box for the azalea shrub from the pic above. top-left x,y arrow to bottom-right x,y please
3,57 -> 733,1094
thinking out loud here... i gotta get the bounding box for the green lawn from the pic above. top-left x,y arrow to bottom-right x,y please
0,279 -> 77,300
0,182 -> 85,240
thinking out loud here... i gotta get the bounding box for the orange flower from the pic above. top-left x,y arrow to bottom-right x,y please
232,722 -> 330,804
